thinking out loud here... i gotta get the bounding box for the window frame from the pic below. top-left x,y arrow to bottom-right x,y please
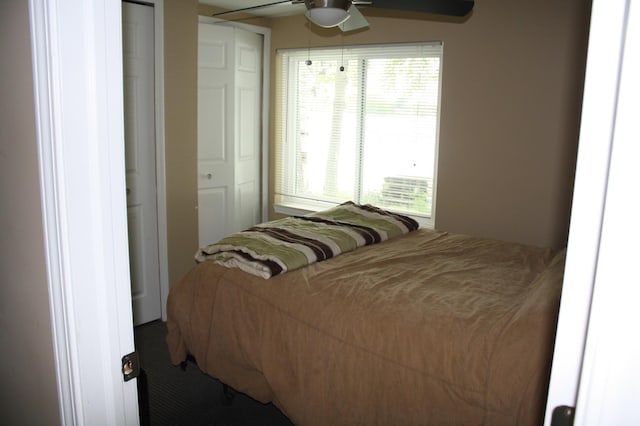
274,42 -> 443,229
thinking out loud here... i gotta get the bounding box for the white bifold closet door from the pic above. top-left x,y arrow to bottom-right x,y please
197,23 -> 263,247
122,1 -> 162,326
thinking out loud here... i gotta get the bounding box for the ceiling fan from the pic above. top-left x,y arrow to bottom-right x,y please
211,0 -> 475,33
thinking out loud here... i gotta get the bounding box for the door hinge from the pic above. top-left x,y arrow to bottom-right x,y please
121,351 -> 140,382
551,405 -> 575,426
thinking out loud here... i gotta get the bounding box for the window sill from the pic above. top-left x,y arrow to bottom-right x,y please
273,203 -> 315,218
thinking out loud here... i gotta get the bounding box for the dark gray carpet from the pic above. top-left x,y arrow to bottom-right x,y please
134,320 -> 294,426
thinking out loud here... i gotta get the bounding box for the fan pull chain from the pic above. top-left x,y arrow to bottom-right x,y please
306,29 -> 312,65
339,34 -> 345,71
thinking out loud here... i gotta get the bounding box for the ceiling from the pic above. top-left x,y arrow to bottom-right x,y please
199,1 -> 473,24
200,0 -> 307,18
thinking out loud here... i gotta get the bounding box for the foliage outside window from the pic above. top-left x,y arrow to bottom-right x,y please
275,42 -> 443,227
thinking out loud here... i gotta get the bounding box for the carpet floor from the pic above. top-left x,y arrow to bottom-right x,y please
134,320 -> 294,426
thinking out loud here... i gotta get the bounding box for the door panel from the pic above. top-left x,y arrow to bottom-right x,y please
198,85 -> 227,160
238,87 -> 258,159
238,180 -> 259,231
198,188 -> 229,247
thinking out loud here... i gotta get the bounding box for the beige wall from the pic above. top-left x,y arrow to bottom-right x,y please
164,0 -> 200,286
178,0 -> 591,283
267,0 -> 591,248
0,1 -> 61,424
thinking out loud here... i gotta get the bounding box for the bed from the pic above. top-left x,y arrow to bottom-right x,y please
166,202 -> 565,425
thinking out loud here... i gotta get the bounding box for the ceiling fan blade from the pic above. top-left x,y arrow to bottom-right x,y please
211,0 -> 292,17
366,0 -> 474,17
339,5 -> 370,32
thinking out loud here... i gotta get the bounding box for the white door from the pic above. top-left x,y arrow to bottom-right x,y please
544,0 -> 639,423
197,23 -> 263,247
123,1 -> 162,326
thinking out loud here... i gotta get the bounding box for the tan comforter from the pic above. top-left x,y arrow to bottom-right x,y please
166,229 -> 565,425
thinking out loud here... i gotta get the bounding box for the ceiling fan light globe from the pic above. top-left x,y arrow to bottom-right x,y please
305,8 -> 350,28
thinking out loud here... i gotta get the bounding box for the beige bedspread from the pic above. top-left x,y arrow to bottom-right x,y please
166,229 -> 565,425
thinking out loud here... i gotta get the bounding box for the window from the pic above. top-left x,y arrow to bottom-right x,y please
275,42 -> 443,227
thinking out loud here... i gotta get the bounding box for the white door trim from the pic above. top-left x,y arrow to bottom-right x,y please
199,15 -> 272,223
29,0 -> 138,424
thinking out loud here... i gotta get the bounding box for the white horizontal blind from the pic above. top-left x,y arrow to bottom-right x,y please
275,42 -> 442,222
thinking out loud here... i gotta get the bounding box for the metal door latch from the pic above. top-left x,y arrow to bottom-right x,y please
121,351 -> 140,382
551,405 -> 575,426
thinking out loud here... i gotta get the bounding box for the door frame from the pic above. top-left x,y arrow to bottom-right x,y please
544,0 -> 639,423
198,15 -> 272,223
29,0 -> 139,423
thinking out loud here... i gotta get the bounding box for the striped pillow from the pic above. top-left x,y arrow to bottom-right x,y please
195,201 -> 419,279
